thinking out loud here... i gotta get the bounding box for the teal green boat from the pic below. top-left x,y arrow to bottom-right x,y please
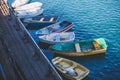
50,38 -> 107,57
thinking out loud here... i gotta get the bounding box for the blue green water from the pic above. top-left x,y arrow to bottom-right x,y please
9,0 -> 120,80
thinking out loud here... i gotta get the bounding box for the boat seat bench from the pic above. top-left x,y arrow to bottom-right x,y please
39,18 -> 44,22
49,17 -> 54,22
75,43 -> 81,52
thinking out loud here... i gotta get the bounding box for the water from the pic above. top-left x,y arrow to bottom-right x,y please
9,0 -> 120,80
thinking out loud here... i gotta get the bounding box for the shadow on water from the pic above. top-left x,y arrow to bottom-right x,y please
60,72 -> 91,80
63,76 -> 91,80
26,26 -> 46,30
38,41 -> 52,49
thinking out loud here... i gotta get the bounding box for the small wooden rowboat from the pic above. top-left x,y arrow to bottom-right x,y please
12,0 -> 30,8
38,32 -> 75,44
36,21 -> 73,36
52,57 -> 89,80
23,15 -> 59,27
50,38 -> 107,57
14,2 -> 43,11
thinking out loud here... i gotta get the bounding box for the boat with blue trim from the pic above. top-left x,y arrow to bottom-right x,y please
36,21 -> 73,36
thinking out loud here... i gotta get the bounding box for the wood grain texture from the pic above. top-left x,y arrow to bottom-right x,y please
0,0 -> 62,80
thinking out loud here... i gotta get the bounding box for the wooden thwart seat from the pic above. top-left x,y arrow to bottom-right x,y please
49,17 -> 54,22
75,43 -> 81,52
39,18 -> 44,22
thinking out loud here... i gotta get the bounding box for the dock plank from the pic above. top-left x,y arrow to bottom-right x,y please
0,0 -> 62,80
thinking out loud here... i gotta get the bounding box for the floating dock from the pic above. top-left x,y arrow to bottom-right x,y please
0,0 -> 62,80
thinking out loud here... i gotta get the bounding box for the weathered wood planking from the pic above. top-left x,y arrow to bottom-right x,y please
0,0 -> 62,80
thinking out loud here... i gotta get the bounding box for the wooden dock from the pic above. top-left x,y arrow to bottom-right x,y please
0,0 -> 62,80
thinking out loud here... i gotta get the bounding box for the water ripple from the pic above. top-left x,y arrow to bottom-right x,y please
28,0 -> 120,80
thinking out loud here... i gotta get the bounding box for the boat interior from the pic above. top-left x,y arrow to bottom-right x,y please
60,40 -> 102,53
53,58 -> 88,78
59,21 -> 72,28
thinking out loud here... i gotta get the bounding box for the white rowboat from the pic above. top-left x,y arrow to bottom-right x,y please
12,0 -> 30,8
16,8 -> 44,19
14,2 -> 43,11
38,32 -> 75,44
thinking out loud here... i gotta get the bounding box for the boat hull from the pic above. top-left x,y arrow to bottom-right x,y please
52,48 -> 106,57
38,32 -> 75,44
